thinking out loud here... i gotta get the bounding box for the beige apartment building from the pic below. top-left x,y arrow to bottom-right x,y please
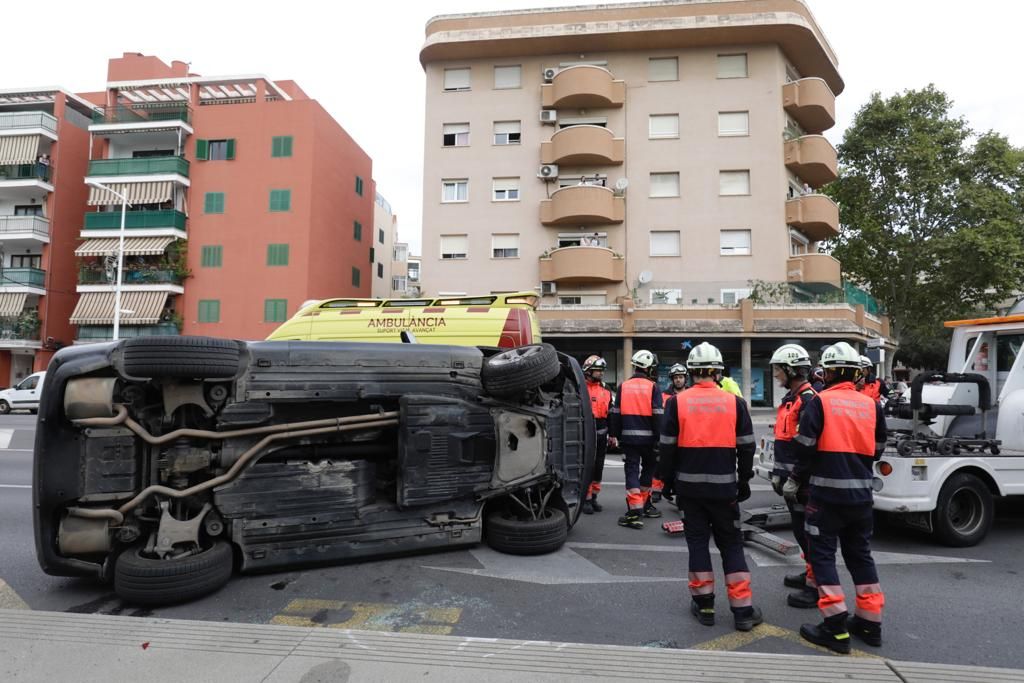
419,0 -> 893,405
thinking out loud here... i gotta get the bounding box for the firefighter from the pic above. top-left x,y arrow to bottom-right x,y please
652,363 -> 688,504
582,355 -> 615,514
609,350 -> 664,528
785,341 -> 887,654
811,366 -> 826,393
858,356 -> 888,404
660,342 -> 762,632
717,368 -> 743,398
767,344 -> 819,609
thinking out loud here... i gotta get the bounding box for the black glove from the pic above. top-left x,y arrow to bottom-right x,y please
736,480 -> 751,502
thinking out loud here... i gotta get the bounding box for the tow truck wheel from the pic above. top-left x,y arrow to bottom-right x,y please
896,439 -> 914,457
936,438 -> 955,456
932,472 -> 993,547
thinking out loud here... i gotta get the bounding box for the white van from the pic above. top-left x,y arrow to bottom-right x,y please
0,371 -> 46,414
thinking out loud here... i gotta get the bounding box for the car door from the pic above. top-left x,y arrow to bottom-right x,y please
12,374 -> 40,409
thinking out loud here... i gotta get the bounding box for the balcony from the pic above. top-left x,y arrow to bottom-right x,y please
91,104 -> 191,126
541,126 -> 624,166
77,322 -> 180,342
541,66 -> 625,109
87,156 -> 190,179
540,185 -> 625,226
0,163 -> 51,184
785,194 -> 839,242
539,246 -> 624,284
787,254 -> 842,290
0,215 -> 49,242
782,78 -> 836,134
0,267 -> 45,290
784,135 -> 838,188
84,210 -> 186,232
0,112 -> 58,136
79,268 -> 184,286
0,315 -> 41,345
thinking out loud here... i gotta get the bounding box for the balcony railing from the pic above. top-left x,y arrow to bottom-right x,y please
541,66 -> 625,109
0,215 -> 49,240
541,125 -> 625,166
84,210 -> 186,231
91,104 -> 192,125
0,267 -> 45,288
79,268 -> 183,286
87,156 -> 190,178
783,136 -> 838,188
787,254 -> 842,289
77,322 -> 180,340
0,164 -> 51,183
540,185 -> 625,226
539,246 -> 625,283
785,194 -> 839,242
0,317 -> 41,341
0,112 -> 58,134
782,78 -> 836,134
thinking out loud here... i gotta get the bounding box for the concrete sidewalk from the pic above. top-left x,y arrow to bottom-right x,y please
1,609 -> 1020,682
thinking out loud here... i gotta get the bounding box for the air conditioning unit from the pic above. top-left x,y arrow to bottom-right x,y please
539,110 -> 558,125
538,164 -> 559,179
542,67 -> 558,82
541,281 -> 557,295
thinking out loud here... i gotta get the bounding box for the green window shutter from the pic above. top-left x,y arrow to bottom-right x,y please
272,136 -> 293,158
352,267 -> 361,288
264,298 -> 288,323
353,221 -> 362,241
201,245 -> 222,268
269,189 -> 291,212
369,247 -> 375,264
225,139 -> 236,160
267,244 -> 289,266
196,139 -> 209,161
198,299 -> 220,323
282,136 -> 292,157
204,192 -> 224,214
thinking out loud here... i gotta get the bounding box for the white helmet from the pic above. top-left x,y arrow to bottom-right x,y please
631,349 -> 657,370
686,342 -> 724,370
821,341 -> 862,369
859,355 -> 873,369
770,343 -> 812,368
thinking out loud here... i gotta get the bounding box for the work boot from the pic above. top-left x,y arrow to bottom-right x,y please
787,586 -> 819,609
784,571 -> 808,589
800,616 -> 852,654
582,499 -> 595,515
590,495 -> 603,512
732,606 -> 764,632
643,501 -> 662,518
690,598 -> 715,627
847,615 -> 883,647
617,509 -> 644,529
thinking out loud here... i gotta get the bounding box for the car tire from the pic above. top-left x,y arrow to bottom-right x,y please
0,401 -> 9,415
932,472 -> 994,547
481,344 -> 561,397
121,336 -> 241,379
485,507 -> 568,556
114,540 -> 234,606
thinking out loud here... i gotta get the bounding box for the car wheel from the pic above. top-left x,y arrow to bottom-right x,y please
485,507 -> 568,556
481,344 -> 561,397
0,401 -> 9,415
120,336 -> 241,379
932,472 -> 994,547
114,540 -> 234,606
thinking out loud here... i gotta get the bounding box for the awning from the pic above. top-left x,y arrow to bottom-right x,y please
87,181 -> 173,206
0,292 -> 27,317
0,135 -> 40,165
75,236 -> 175,257
70,291 -> 169,325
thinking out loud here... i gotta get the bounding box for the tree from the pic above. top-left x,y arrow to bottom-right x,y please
827,86 -> 1024,369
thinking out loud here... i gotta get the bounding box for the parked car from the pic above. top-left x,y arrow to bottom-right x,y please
0,371 -> 46,414
34,336 -> 593,605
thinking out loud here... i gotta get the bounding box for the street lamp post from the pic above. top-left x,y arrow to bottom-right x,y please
86,181 -> 131,340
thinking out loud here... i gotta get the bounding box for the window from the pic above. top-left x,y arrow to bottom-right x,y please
204,192 -> 225,214
650,288 -> 683,305
369,247 -> 375,264
264,299 -> 288,323
719,170 -> 751,196
271,136 -> 293,158
442,123 -> 470,147
442,179 -> 468,203
649,231 -> 681,257
408,262 -> 420,280
558,232 -> 607,248
378,228 -> 384,244
557,294 -> 608,306
18,376 -> 38,390
351,267 -> 361,287
493,121 -> 521,145
355,176 -> 364,196
440,234 -> 468,259
11,255 -> 40,268
443,67 -> 471,91
720,230 -> 752,256
353,221 -> 362,241
717,54 -> 748,79
269,189 -> 291,212
721,288 -> 751,305
392,276 -> 408,291
198,300 -> 220,323
267,243 -> 290,266
648,57 -> 678,82
492,234 -> 520,259
650,172 -> 680,198
718,111 -> 749,137
492,178 -> 520,201
559,296 -> 582,306
377,263 -> 384,278
559,116 -> 607,129
13,205 -> 42,216
394,245 -> 408,262
195,139 -> 235,161
494,65 -> 521,89
790,229 -> 810,256
200,245 -> 222,268
649,114 -> 679,139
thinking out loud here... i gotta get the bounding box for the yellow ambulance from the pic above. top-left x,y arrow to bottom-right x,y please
266,292 -> 542,348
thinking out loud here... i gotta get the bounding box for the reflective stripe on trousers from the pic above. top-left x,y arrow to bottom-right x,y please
688,571 -> 714,595
810,476 -> 873,489
854,583 -> 884,622
817,584 -> 848,617
725,571 -> 752,608
678,472 -> 737,484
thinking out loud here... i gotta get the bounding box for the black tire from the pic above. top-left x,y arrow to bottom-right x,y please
481,344 -> 560,397
937,438 -> 955,456
0,400 -> 9,415
114,541 -> 234,605
121,336 -> 241,379
896,439 -> 914,457
485,507 -> 568,555
932,472 -> 994,547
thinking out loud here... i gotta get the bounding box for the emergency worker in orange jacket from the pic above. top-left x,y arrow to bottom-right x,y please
652,363 -> 687,504
582,355 -> 615,514
858,356 -> 887,403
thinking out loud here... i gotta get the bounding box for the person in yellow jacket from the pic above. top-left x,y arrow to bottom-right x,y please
717,368 -> 743,398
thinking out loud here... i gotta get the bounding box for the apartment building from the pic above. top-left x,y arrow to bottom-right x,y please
70,53 -> 374,343
420,0 -> 894,405
373,191 -> 399,298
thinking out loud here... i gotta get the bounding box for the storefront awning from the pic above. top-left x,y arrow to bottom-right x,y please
75,236 -> 175,257
70,291 -> 169,325
87,181 -> 173,206
0,292 -> 27,317
0,135 -> 41,165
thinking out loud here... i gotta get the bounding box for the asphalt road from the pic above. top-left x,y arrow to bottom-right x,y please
2,415 -> 1023,668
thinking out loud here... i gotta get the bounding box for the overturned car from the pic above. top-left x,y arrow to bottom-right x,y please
34,337 -> 593,605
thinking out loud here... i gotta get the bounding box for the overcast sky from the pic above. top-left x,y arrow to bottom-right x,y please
6,1 -> 1022,255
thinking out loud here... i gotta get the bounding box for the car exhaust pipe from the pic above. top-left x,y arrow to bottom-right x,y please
58,515 -> 111,554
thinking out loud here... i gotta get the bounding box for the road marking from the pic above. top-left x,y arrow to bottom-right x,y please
690,622 -> 878,658
270,599 -> 462,635
0,484 -> 30,489
0,429 -> 13,449
0,579 -> 29,610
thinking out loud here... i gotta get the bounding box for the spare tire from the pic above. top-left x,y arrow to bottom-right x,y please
114,540 -> 233,605
485,507 -> 568,556
121,336 -> 241,379
481,344 -> 560,397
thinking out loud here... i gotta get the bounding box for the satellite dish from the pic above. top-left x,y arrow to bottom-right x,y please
638,270 -> 653,284
615,178 -> 630,191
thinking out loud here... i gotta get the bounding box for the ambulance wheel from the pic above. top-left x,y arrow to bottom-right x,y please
932,472 -> 993,547
481,344 -> 560,397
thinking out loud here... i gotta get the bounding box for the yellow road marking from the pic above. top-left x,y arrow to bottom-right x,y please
691,622 -> 878,658
0,579 -> 29,610
270,599 -> 462,635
